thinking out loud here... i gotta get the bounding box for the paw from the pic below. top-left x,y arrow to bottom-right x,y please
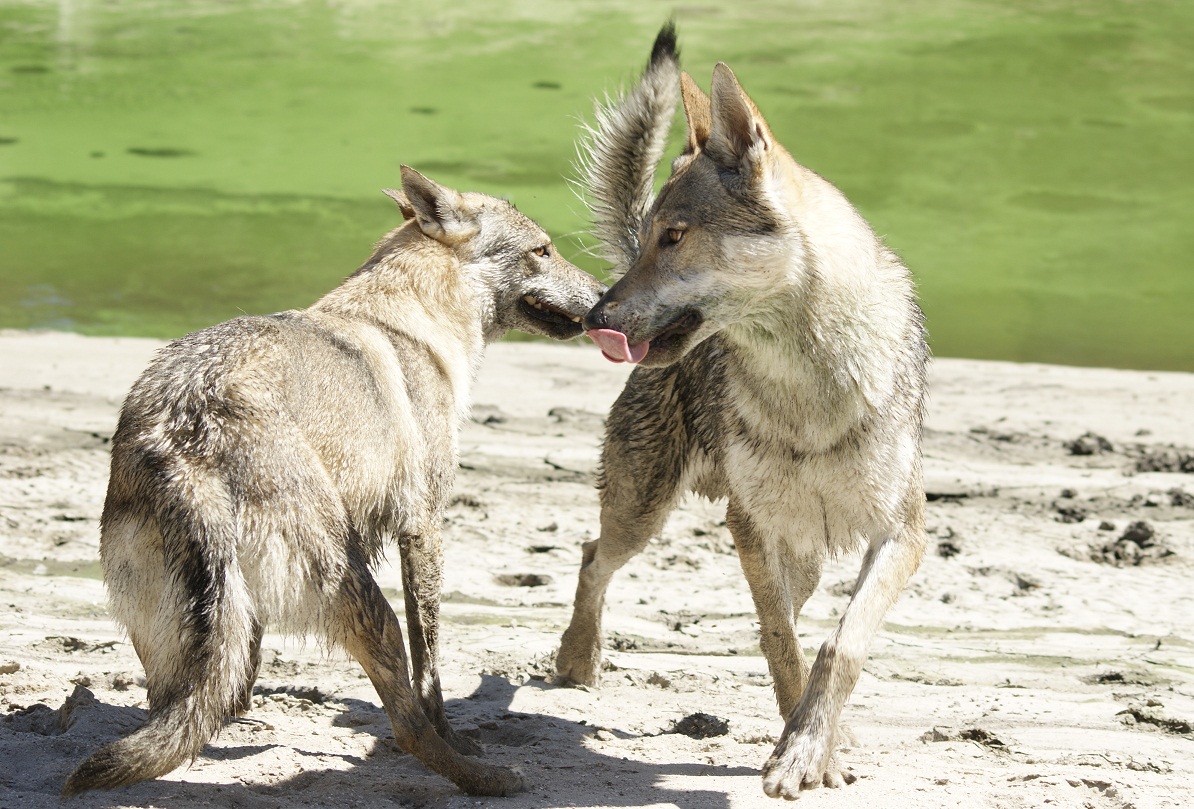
553,667 -> 599,688
458,762 -> 526,797
554,637 -> 601,687
761,727 -> 855,798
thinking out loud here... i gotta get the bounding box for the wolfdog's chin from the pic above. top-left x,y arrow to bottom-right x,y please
641,308 -> 704,365
515,297 -> 587,340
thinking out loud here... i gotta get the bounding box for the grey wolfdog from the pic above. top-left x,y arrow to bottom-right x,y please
555,26 -> 930,798
62,166 -> 604,798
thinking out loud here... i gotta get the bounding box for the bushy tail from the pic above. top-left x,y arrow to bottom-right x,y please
63,474 -> 259,797
62,706 -> 212,797
574,22 -> 681,273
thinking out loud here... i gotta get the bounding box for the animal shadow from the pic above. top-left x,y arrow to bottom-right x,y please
41,675 -> 753,808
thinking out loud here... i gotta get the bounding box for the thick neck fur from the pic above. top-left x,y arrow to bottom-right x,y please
310,223 -> 488,419
720,148 -> 917,447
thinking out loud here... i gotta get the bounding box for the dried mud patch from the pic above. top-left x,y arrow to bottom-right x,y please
1062,520 -> 1178,566
1116,702 -> 1193,736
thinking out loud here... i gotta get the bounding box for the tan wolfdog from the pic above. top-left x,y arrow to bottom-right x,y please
62,166 -> 604,798
556,26 -> 930,798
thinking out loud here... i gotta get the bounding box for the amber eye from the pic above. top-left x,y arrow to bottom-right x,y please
665,228 -> 685,245
532,245 -> 551,258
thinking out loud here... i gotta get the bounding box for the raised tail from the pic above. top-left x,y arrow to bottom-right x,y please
574,22 -> 681,273
63,471 -> 260,797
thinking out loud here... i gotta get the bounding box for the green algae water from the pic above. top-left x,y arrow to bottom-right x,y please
2,1 -> 1191,370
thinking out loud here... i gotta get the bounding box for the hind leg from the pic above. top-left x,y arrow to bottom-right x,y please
397,527 -> 480,755
331,551 -> 522,796
761,511 -> 927,798
556,395 -> 691,686
232,620 -> 264,717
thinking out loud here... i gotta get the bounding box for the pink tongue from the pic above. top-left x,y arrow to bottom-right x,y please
586,329 -> 650,364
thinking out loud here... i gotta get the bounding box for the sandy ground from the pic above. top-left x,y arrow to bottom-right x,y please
1,329 -> 1192,809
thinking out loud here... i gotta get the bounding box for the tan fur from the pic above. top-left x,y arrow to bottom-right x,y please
62,166 -> 605,799
558,35 -> 929,799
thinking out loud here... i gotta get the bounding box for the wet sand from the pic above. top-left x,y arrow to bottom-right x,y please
1,330 -> 1191,808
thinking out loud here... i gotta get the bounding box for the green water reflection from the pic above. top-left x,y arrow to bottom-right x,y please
2,1 -> 1191,370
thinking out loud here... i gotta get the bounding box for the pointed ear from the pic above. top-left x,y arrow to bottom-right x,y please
705,62 -> 774,178
680,72 -> 711,155
382,188 -> 415,220
399,165 -> 479,244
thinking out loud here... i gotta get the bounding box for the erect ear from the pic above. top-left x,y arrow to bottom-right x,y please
399,165 -> 479,244
382,188 -> 416,220
680,72 -> 711,155
705,62 -> 774,179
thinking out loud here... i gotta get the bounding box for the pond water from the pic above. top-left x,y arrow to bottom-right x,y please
2,1 -> 1191,370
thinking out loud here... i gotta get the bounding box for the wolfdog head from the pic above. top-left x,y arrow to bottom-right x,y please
584,65 -> 817,366
394,166 -> 605,341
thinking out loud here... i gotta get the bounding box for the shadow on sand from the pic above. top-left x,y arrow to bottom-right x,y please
42,673 -> 757,808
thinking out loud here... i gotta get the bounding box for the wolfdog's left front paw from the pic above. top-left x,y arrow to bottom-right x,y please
761,721 -> 856,798
554,629 -> 602,687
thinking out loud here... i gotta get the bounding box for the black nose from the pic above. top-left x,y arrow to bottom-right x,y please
582,293 -> 618,332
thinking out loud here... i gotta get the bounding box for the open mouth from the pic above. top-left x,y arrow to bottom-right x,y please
519,294 -> 585,329
587,308 -> 704,364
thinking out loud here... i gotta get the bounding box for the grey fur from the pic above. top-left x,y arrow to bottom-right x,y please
573,23 -> 681,272
557,30 -> 931,799
62,166 -> 604,799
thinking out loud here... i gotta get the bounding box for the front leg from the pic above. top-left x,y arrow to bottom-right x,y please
557,372 -> 691,686
333,551 -> 521,795
726,500 -> 819,717
398,527 -> 481,756
727,501 -> 854,791
761,513 -> 926,798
